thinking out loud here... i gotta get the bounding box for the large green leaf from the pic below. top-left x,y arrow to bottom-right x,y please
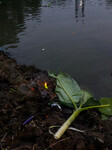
56,73 -> 81,107
48,71 -> 57,78
82,98 -> 100,108
98,98 -> 112,116
49,72 -> 92,108
80,90 -> 93,105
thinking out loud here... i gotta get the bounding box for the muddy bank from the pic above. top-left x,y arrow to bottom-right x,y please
0,51 -> 112,150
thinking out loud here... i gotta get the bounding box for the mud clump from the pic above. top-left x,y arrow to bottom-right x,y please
0,51 -> 112,150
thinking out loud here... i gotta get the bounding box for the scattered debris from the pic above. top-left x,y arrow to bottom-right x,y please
49,125 -> 85,135
0,51 -> 112,150
44,82 -> 48,89
51,102 -> 62,111
41,2 -> 54,8
22,116 -> 34,125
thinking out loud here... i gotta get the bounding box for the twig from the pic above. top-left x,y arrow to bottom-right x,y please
0,133 -> 7,150
1,133 -> 7,142
12,145 -> 31,150
32,144 -> 37,150
44,137 -> 70,150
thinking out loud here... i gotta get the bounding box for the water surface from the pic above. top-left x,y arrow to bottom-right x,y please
0,0 -> 112,98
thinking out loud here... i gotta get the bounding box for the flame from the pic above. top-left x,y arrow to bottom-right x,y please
44,82 -> 48,89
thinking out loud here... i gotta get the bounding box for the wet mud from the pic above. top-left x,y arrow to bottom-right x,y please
0,51 -> 112,150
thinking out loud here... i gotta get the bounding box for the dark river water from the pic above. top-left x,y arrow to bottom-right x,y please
0,0 -> 112,98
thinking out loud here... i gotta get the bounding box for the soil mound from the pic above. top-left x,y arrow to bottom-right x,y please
0,51 -> 112,150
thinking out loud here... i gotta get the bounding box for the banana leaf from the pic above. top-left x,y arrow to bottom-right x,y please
49,72 -> 92,108
99,98 -> 112,116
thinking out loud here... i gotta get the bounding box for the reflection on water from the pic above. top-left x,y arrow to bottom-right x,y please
0,0 -> 112,98
0,0 -> 42,46
105,0 -> 112,6
75,0 -> 85,22
0,0 -> 86,47
1,0 -> 112,47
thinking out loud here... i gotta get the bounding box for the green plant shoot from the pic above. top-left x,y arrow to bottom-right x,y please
49,72 -> 112,139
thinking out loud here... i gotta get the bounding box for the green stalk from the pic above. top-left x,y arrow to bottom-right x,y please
54,104 -> 110,140
57,78 -> 78,110
54,109 -> 81,139
81,104 -> 110,111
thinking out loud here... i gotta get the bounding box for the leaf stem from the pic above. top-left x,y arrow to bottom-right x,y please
81,104 -> 110,111
54,109 -> 81,139
54,104 -> 110,139
57,78 -> 78,110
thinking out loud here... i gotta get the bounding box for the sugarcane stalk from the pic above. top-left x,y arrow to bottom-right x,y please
54,109 -> 81,139
54,104 -> 110,140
